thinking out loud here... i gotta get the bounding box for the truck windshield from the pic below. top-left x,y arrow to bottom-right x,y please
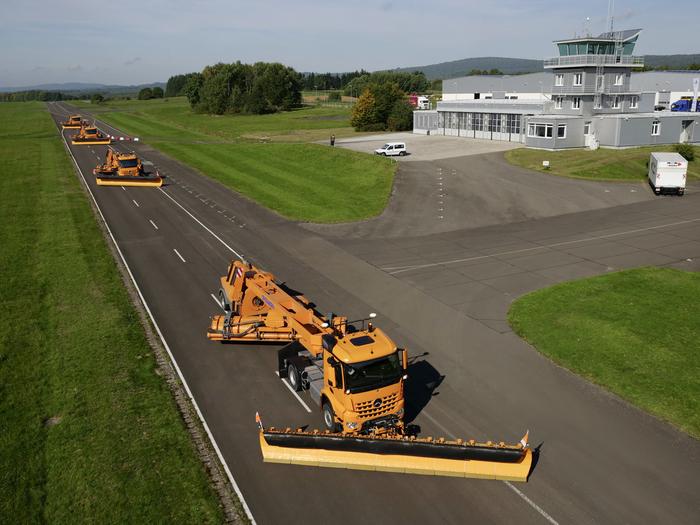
344,352 -> 402,393
118,159 -> 139,168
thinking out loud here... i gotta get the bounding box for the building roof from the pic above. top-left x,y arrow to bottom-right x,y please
553,29 -> 641,44
442,70 -> 700,95
442,72 -> 551,94
630,71 -> 700,92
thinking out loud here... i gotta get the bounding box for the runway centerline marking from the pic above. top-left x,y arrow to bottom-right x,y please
157,187 -> 245,259
384,217 -> 700,274
419,410 -> 559,524
132,199 -> 140,208
275,371 -> 313,413
149,219 -> 159,230
173,248 -> 186,263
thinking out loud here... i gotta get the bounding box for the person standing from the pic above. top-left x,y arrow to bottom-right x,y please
330,134 -> 336,147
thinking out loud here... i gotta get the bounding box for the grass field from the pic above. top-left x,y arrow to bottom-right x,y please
0,102 -> 224,523
505,145 -> 700,182
509,268 -> 700,438
72,97 -> 396,222
74,97 -> 357,143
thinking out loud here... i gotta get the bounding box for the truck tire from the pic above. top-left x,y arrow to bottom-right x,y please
322,401 -> 340,432
287,363 -> 301,392
678,189 -> 685,196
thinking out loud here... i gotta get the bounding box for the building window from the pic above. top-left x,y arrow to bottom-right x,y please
557,124 -> 567,138
573,73 -> 583,86
630,96 -> 638,109
527,123 -> 553,138
615,73 -> 624,86
583,121 -> 591,135
612,96 -> 621,109
651,121 -> 661,136
572,97 -> 581,109
555,74 -> 564,87
554,96 -> 563,109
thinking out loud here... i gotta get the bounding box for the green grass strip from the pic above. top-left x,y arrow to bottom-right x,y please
72,98 -> 395,222
506,145 -> 700,182
509,267 -> 700,438
0,102 -> 223,523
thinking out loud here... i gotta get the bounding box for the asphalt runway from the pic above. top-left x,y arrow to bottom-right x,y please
48,102 -> 700,524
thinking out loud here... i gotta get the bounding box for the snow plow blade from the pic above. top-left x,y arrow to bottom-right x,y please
71,137 -> 111,145
95,174 -> 163,187
258,424 -> 533,482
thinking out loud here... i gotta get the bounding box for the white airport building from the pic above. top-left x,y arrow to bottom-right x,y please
414,29 -> 700,149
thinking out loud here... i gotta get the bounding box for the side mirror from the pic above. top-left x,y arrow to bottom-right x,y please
398,348 -> 408,371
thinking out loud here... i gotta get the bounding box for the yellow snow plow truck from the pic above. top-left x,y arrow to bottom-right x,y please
71,122 -> 111,145
93,148 -> 163,187
207,260 -> 533,481
61,114 -> 83,129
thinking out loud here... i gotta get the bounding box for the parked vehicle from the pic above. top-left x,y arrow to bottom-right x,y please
648,152 -> 687,195
374,142 -> 407,156
417,96 -> 430,110
670,98 -> 700,112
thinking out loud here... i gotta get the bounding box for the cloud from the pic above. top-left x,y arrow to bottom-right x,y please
124,57 -> 142,66
67,64 -> 82,71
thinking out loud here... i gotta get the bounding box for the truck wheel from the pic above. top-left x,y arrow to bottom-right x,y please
287,363 -> 301,392
678,189 -> 685,196
322,402 -> 340,432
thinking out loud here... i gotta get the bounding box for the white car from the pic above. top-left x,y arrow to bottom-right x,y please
374,142 -> 407,156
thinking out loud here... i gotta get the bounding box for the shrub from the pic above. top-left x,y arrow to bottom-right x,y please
674,143 -> 695,162
327,91 -> 341,102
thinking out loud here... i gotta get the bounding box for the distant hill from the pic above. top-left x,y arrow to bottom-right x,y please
392,54 -> 700,80
643,54 -> 700,69
0,81 -> 166,94
391,57 -> 543,80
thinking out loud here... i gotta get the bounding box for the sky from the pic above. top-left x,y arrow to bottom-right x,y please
1,0 -> 698,88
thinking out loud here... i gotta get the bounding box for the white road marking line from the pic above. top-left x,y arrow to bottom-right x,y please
504,481 -> 560,525
419,410 -> 558,525
132,199 -> 140,207
121,187 -> 126,192
157,188 -> 245,259
210,293 -> 221,307
173,248 -> 186,263
57,127 -> 256,524
149,219 -> 159,230
385,217 -> 700,274
275,371 -> 312,413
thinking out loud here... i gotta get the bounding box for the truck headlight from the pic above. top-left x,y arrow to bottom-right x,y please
346,421 -> 358,430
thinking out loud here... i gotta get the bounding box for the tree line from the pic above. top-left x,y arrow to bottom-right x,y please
300,71 -> 368,91
0,90 -> 76,102
350,82 -> 414,132
343,71 -> 429,96
169,61 -> 302,115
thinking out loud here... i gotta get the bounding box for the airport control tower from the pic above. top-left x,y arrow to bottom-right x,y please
544,29 -> 645,114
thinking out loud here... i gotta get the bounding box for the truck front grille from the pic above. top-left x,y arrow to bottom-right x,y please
355,392 -> 399,420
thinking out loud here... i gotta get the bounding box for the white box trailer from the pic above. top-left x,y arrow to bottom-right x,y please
648,152 -> 687,196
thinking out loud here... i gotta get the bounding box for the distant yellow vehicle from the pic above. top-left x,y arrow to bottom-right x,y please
71,123 -> 111,145
93,148 -> 162,187
61,115 -> 83,129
